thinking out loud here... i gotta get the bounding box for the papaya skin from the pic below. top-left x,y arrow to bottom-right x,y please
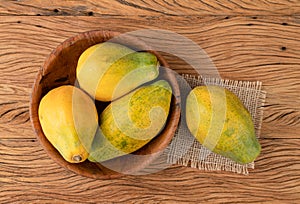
76,42 -> 159,101
38,85 -> 98,163
186,86 -> 261,164
88,80 -> 172,162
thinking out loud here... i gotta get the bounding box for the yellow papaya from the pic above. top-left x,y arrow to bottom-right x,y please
88,80 -> 172,162
186,85 -> 261,164
38,85 -> 98,163
76,42 -> 159,101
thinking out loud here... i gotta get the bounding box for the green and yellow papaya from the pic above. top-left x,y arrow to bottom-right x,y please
186,85 -> 261,164
76,42 -> 159,101
88,80 -> 172,162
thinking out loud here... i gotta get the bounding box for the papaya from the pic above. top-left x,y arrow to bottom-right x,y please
76,42 -> 159,101
38,85 -> 98,163
88,80 -> 172,162
186,85 -> 261,164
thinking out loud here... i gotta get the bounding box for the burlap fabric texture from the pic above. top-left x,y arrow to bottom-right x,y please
166,74 -> 266,175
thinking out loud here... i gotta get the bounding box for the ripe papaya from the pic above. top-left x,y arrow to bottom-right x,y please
186,85 -> 261,164
76,42 -> 159,101
38,85 -> 98,163
88,80 -> 172,162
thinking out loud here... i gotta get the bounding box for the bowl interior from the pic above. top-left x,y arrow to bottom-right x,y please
30,30 -> 180,179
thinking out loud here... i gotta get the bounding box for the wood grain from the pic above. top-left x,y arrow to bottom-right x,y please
0,138 -> 299,203
0,16 -> 299,139
0,0 -> 299,200
0,0 -> 299,16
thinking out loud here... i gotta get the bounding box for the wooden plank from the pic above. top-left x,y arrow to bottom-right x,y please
0,138 -> 299,203
0,16 -> 299,139
0,0 -> 299,16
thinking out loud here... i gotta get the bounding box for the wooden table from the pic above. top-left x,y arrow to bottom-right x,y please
0,1 -> 299,203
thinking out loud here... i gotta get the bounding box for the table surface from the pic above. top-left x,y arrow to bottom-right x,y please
0,1 -> 299,203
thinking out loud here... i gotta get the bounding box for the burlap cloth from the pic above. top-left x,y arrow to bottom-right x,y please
165,74 -> 266,175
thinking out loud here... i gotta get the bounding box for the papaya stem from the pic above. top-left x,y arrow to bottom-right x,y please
72,155 -> 82,162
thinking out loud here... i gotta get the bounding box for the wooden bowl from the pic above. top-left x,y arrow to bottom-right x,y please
30,30 -> 181,179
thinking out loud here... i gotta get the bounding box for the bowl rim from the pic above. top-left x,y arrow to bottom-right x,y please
29,30 -> 181,179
